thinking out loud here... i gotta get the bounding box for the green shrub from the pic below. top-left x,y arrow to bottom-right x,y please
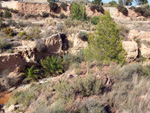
3,27 -> 14,37
89,5 -> 104,13
49,2 -> 58,12
60,13 -> 67,19
108,0 -> 118,7
143,9 -> 150,17
22,65 -> 41,83
60,2 -> 68,11
3,10 -> 12,18
134,7 -> 146,15
90,16 -> 100,25
117,5 -> 128,16
19,31 -> 27,38
78,31 -> 88,41
27,27 -> 41,40
42,12 -> 49,17
40,56 -> 64,77
70,2 -> 87,20
54,74 -> 105,100
84,12 -> 125,64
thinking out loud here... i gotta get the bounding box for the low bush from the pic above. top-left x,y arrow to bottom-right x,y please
108,1 -> 118,7
143,9 -> 150,17
3,27 -> 14,37
19,31 -> 27,38
3,10 -> 12,18
90,16 -> 100,25
134,7 -> 146,15
60,13 -> 67,19
27,27 -> 41,40
0,38 -> 10,52
22,65 -> 41,83
54,74 -> 105,100
49,2 -> 58,12
78,31 -> 88,41
42,12 -> 49,18
40,56 -> 64,77
117,5 -> 128,16
60,2 -> 68,11
89,5 -> 104,14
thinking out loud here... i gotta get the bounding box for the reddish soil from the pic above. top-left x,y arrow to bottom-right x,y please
0,92 -> 11,105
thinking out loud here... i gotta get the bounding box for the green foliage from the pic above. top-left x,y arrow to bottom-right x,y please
3,27 -> 14,37
70,2 -> 87,20
117,5 -> 128,16
89,5 -> 104,13
22,65 -> 41,83
60,2 -> 68,11
92,0 -> 103,5
84,12 -> 125,64
49,2 -> 58,12
3,10 -> 12,18
54,74 -> 105,100
19,31 -> 27,38
90,16 -> 100,25
134,7 -> 150,17
40,56 -> 63,76
109,0 -> 118,7
27,27 -> 41,40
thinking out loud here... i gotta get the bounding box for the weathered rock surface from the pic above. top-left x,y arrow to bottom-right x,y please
122,41 -> 138,62
140,43 -> 150,59
0,34 -> 62,73
128,30 -> 150,41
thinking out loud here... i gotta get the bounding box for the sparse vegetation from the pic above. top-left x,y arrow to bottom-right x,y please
60,2 -> 68,11
90,16 -> 100,25
3,10 -> 12,18
3,27 -> 14,37
117,5 -> 128,16
0,38 -> 10,53
78,31 -> 88,41
42,12 -> 49,18
49,2 -> 58,12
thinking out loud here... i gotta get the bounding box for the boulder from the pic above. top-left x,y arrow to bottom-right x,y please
140,43 -> 150,59
122,41 -> 138,62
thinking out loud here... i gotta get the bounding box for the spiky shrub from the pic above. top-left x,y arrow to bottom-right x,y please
90,16 -> 100,25
49,2 -> 58,12
70,2 -> 87,20
84,12 -> 125,64
40,56 -> 63,77
3,10 -> 12,18
117,5 -> 128,16
3,27 -> 14,37
22,65 -> 40,83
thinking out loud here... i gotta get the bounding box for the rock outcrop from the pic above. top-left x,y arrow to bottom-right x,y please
140,43 -> 150,59
122,41 -> 138,62
0,34 -> 62,73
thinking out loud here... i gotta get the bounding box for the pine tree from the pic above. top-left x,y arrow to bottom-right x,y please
84,12 -> 125,64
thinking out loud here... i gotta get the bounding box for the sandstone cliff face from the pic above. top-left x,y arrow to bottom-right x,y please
17,2 -> 50,15
122,41 -> 138,62
0,34 -> 62,73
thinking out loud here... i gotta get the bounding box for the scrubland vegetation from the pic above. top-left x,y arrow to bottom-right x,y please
1,0 -> 150,113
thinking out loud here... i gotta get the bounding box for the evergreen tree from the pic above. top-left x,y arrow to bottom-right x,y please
84,12 -> 125,64
70,2 -> 87,20
92,0 -> 103,5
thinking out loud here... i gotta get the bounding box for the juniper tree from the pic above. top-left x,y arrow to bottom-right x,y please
84,12 -> 125,64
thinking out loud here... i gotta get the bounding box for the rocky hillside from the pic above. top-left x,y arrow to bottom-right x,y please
0,2 -> 150,113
